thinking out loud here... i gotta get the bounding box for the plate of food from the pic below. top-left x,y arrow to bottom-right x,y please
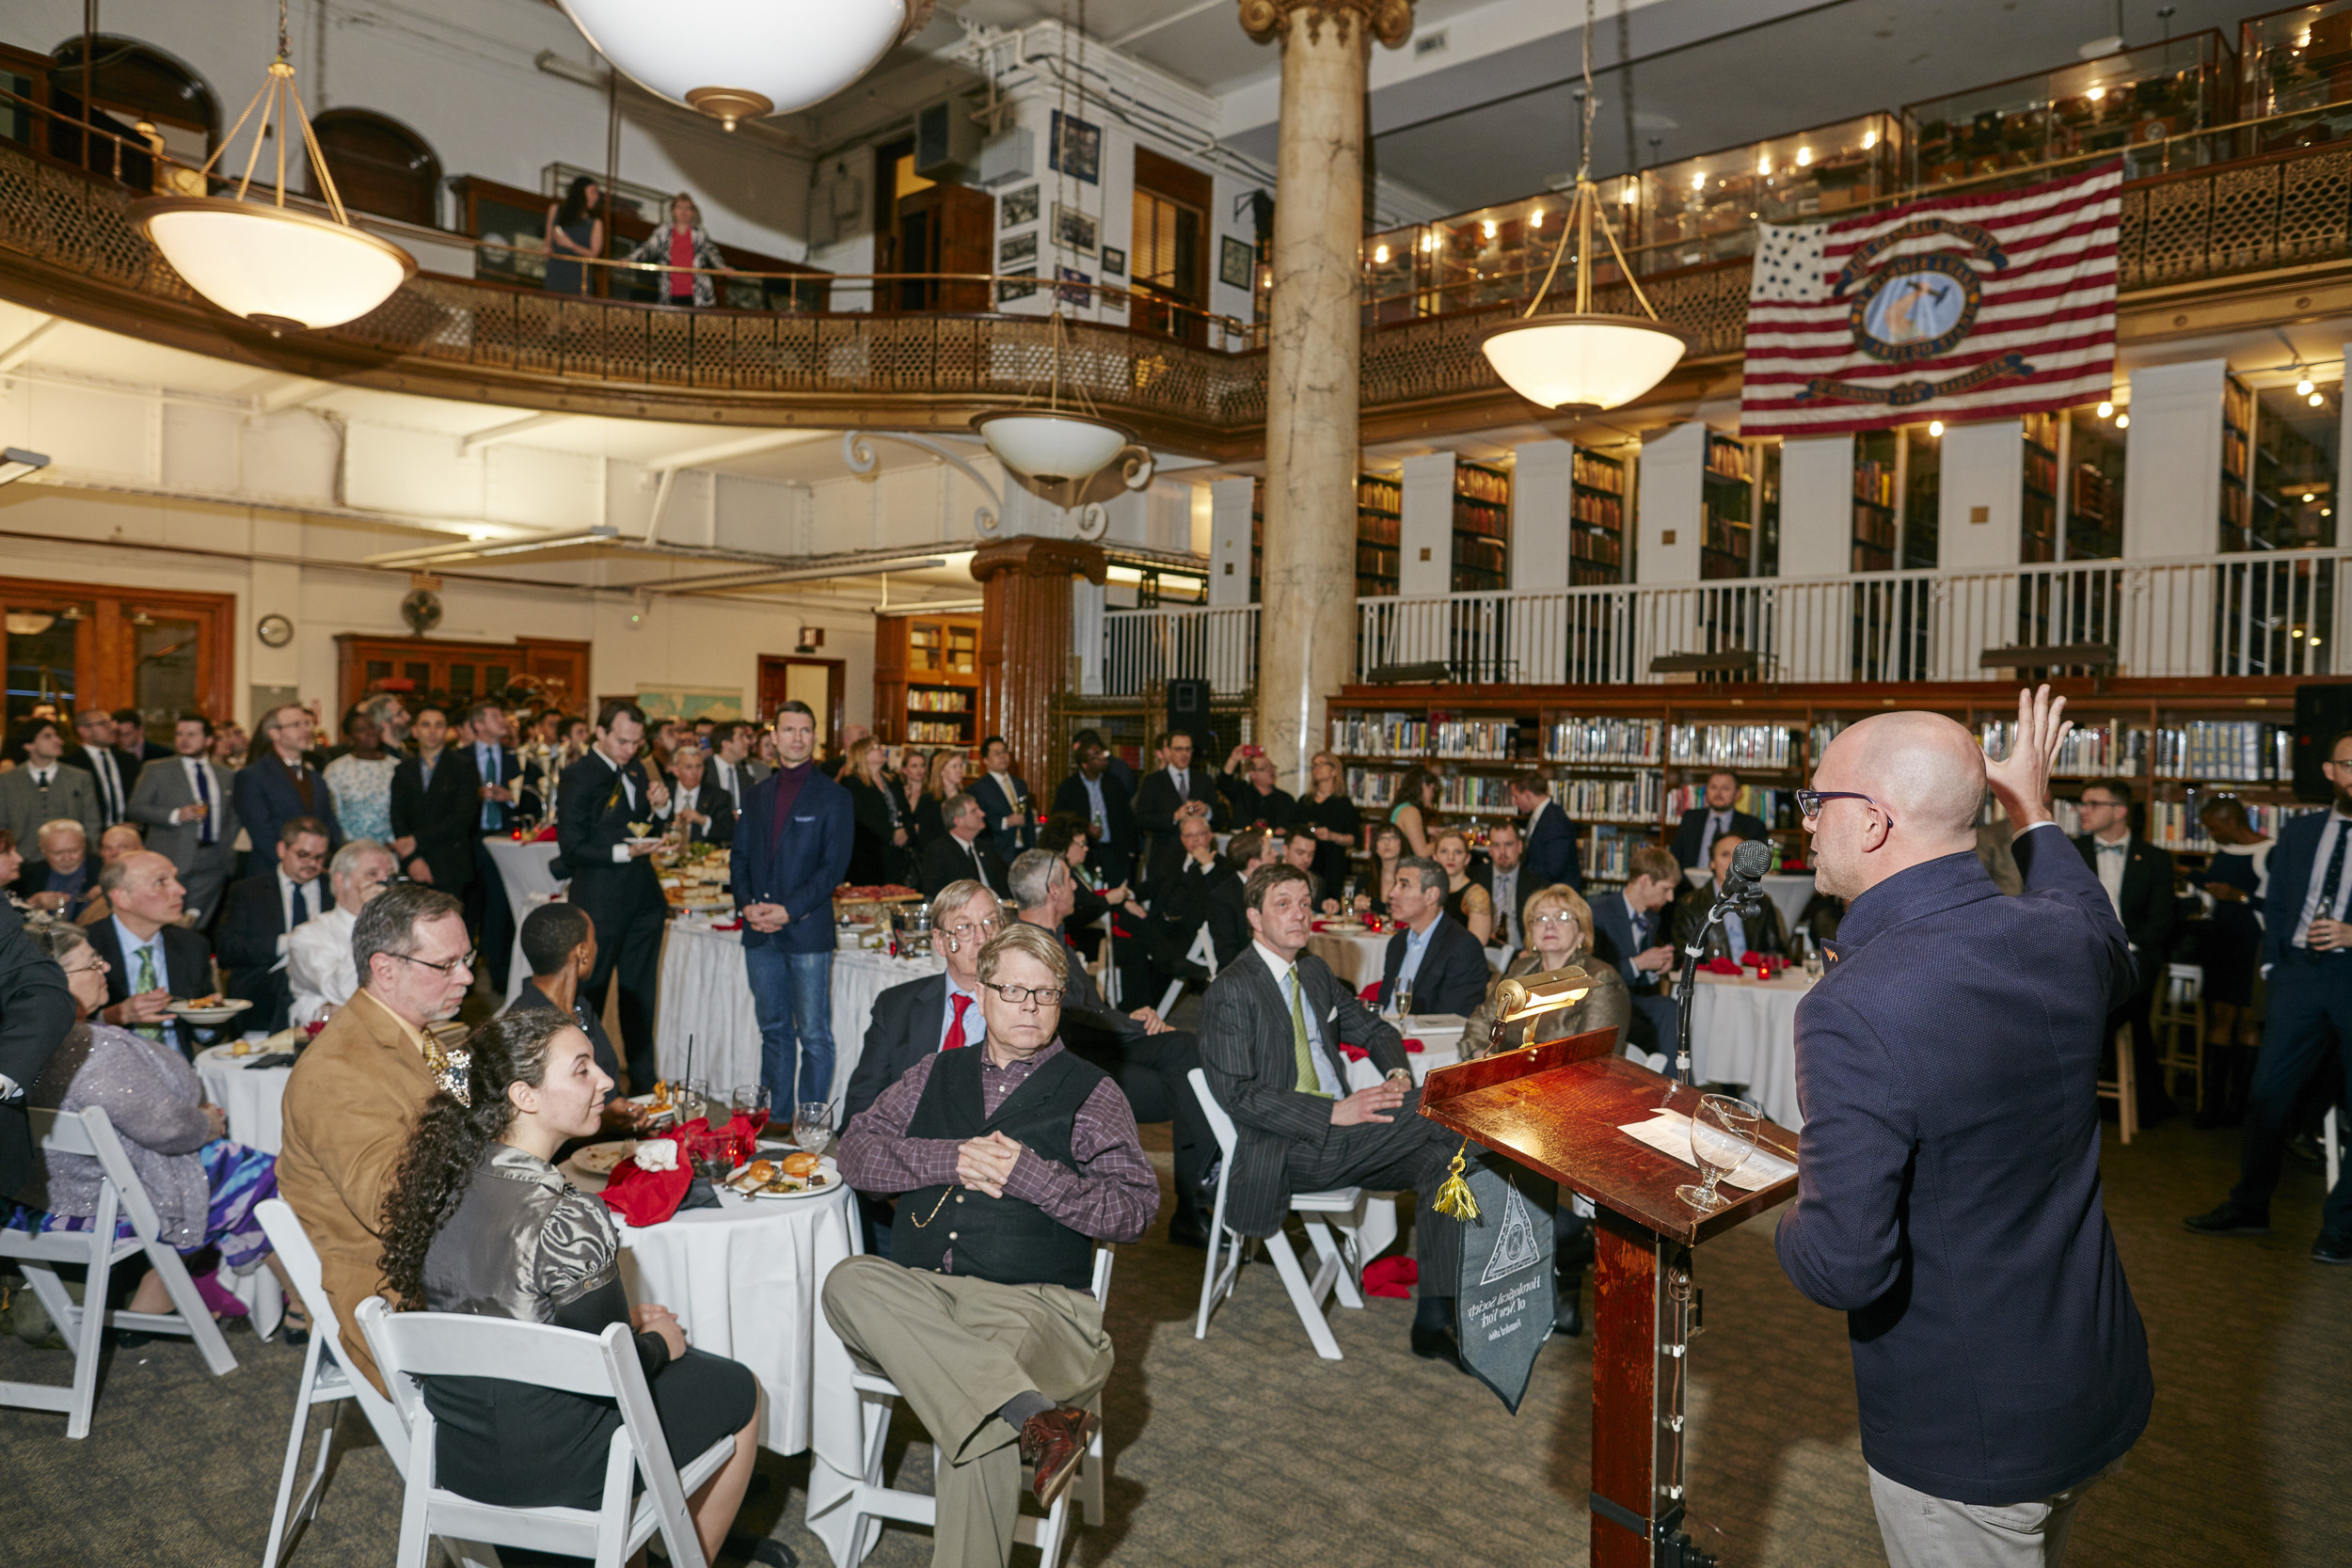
1319,920 -> 1367,933
167,995 -> 253,1025
724,1151 -> 838,1200
627,836 -> 666,850
572,1140 -> 639,1176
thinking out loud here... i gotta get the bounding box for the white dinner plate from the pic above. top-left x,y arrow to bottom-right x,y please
724,1155 -> 840,1200
167,999 -> 253,1025
572,1140 -> 639,1175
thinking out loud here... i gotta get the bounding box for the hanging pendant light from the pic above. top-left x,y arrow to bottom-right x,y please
129,3 -> 413,332
972,309 -> 1152,499
1478,0 -> 1686,411
555,0 -> 929,130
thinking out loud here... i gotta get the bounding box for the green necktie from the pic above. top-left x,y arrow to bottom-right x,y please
1288,970 -> 1329,1099
131,946 -> 163,1043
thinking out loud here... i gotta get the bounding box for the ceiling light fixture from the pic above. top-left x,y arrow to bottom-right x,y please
554,0 -> 925,130
129,1 -> 414,333
970,310 -> 1152,532
1479,0 -> 1686,412
2296,375 -> 2316,395
2115,414 -> 2129,428
2096,400 -> 2114,418
2313,391 -> 2328,407
1929,420 -> 1945,436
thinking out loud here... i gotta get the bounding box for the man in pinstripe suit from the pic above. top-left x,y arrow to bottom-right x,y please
1199,863 -> 1469,1367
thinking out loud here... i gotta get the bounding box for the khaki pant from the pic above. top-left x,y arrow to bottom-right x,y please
822,1256 -> 1113,1568
1869,1459 -> 2119,1568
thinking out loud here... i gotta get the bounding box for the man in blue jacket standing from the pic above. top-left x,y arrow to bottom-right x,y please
1777,686 -> 2150,1565
733,700 -> 854,1107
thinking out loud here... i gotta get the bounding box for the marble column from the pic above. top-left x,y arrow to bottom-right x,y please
972,534 -> 1108,788
1241,0 -> 1413,786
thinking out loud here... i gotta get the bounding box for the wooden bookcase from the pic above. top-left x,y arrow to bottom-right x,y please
1453,460 -> 1511,593
1571,447 -> 1629,586
2221,373 -> 2253,552
1700,434 -> 1754,579
1357,470 -> 1401,598
2023,409 -> 2060,564
336,634 -> 588,721
1854,429 -> 1899,573
873,612 -> 981,749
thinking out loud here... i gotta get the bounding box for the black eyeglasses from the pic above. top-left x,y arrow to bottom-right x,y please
390,948 -> 477,977
1796,789 -> 1885,821
980,980 -> 1064,1006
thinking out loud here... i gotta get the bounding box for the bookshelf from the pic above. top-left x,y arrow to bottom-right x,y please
1571,447 -> 1628,586
1356,470 -> 1401,598
873,613 -> 981,749
2221,373 -> 2252,552
1756,442 -> 1781,578
1701,434 -> 1754,579
2023,410 -> 2059,564
1854,428 -> 1899,572
1901,423 -> 1940,569
1453,460 -> 1511,593
2067,405 -> 2124,561
2247,380 -> 2339,552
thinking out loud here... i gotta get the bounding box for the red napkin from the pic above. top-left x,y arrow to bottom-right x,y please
531,824 -> 559,843
712,918 -> 743,931
599,1155 -> 690,1227
1402,1037 -> 1423,1053
1358,982 -> 1381,1006
1340,1043 -> 1369,1062
1703,957 -> 1743,975
1362,1257 -> 1418,1299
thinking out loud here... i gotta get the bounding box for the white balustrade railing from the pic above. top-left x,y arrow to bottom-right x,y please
1094,551 -> 2344,696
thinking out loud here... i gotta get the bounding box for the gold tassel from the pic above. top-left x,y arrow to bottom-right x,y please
1432,1138 -> 1479,1222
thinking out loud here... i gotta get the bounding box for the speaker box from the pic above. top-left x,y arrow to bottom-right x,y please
1167,678 -> 1211,723
2294,683 -> 2352,800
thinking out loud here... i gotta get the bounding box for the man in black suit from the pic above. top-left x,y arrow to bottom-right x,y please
841,879 -> 1000,1255
2072,778 -> 2178,1124
1199,863 -> 1468,1363
558,701 -> 674,1090
215,816 -> 332,1034
1509,773 -> 1582,891
1475,820 -> 1527,953
1672,769 -> 1768,871
86,850 -> 222,1056
1587,843 -> 1688,1065
1675,832 -> 1794,961
113,706 -> 168,765
461,702 -> 524,993
1051,737 -> 1137,888
967,734 -> 1038,863
1013,847 -> 1213,1246
1375,856 -> 1490,1016
1130,729 -> 1220,893
665,743 -> 736,846
389,705 -> 478,902
1143,816 -> 1254,992
64,707 -> 137,829
916,791 -> 1009,897
233,705 -> 343,866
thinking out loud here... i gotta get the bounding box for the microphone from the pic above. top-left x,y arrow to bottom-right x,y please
1726,837 -> 1774,889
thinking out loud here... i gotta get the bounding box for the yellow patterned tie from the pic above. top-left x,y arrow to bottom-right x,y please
131,947 -> 163,1043
1288,970 -> 1329,1098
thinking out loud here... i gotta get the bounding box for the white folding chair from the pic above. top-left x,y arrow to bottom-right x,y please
834,1247 -> 1113,1568
1187,1069 -> 1374,1361
2154,962 -> 2206,1111
257,1199 -> 500,1568
1156,924 -> 1219,1017
0,1105 -> 237,1438
2097,1024 -> 2139,1146
2326,1106 -> 2343,1198
358,1296 -> 736,1568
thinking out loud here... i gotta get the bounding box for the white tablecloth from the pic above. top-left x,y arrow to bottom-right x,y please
1305,928 -> 1391,992
485,837 -> 566,1005
1688,971 -> 1812,1130
194,1043 -> 292,1156
654,923 -> 943,1104
1682,868 -> 1818,931
596,1172 -> 857,1456
1341,1015 -> 1466,1091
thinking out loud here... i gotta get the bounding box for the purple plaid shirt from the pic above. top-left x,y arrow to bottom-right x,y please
838,1039 -> 1159,1260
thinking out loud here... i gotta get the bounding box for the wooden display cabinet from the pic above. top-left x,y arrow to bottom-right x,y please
336,634 -> 589,721
874,612 -> 982,749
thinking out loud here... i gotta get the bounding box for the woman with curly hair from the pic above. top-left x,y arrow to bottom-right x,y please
376,1009 -> 762,1558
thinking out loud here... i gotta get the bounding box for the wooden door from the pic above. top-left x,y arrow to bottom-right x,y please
898,182 -> 995,312
757,656 -> 845,753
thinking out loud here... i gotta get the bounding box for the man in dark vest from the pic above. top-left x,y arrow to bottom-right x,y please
826,922 -> 1159,1568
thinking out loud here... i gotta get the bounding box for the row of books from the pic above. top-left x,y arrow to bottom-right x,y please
1344,768 -> 1399,808
1667,723 -> 1798,768
1557,773 -> 1663,823
1705,435 -> 1749,482
1572,451 -> 1624,494
906,720 -> 967,744
2148,721 -> 2296,781
1578,829 -> 1646,883
1436,774 -> 1517,815
906,689 -> 968,713
1545,717 -> 1663,765
1356,475 -> 1402,512
1978,719 -> 2148,777
2148,799 -> 2326,851
1328,717 -> 1519,759
1572,522 -> 1626,566
1570,490 -> 1621,529
1456,464 -> 1510,504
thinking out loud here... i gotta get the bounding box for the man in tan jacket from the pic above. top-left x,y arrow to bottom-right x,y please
277,881 -> 472,1391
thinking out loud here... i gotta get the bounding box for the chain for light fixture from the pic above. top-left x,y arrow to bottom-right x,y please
1518,0 -> 1661,326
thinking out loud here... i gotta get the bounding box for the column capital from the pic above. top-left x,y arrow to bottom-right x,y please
1237,0 -> 1414,48
969,534 -> 1108,586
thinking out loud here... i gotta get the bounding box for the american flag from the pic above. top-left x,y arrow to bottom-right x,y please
1740,162 -> 2121,437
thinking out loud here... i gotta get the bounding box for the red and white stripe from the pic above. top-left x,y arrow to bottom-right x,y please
1739,163 -> 2122,437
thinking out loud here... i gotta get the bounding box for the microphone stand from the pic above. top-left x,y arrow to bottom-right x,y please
1664,872 -> 1767,1101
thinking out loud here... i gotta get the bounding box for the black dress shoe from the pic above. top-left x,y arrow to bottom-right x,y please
1409,1323 -> 1467,1371
2313,1232 -> 2352,1265
2184,1200 -> 2271,1237
1166,1217 -> 1210,1250
1554,1272 -> 1585,1338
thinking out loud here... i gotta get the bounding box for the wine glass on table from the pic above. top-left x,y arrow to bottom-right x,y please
1677,1093 -> 1761,1214
793,1101 -> 834,1159
732,1085 -> 771,1140
1392,975 -> 1414,1024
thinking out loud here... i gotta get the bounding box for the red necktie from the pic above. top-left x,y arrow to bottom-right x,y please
944,991 -> 973,1052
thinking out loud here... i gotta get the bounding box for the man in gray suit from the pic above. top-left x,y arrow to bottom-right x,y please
126,712 -> 240,925
1,719 -> 102,852
1198,862 -> 1468,1367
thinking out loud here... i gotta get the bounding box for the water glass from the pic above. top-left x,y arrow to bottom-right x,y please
1392,977 -> 1415,1022
678,1078 -> 714,1127
792,1101 -> 833,1157
1677,1094 -> 1761,1213
1803,944 -> 1824,981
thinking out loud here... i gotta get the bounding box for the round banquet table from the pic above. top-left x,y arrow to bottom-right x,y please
193,1040 -> 292,1156
1682,868 -> 1819,932
1687,970 -> 1812,1130
654,921 -> 943,1104
568,1155 -> 857,1455
1304,927 -> 1391,992
485,837 -> 566,1005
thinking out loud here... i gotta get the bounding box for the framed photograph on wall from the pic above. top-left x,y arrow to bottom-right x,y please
997,268 -> 1037,304
1219,235 -> 1256,291
1054,203 -> 1099,256
1101,245 -> 1126,277
1049,109 -> 1102,183
1000,185 -> 1040,229
999,231 -> 1038,267
1056,265 -> 1093,308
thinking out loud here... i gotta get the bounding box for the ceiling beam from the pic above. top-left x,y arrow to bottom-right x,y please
637,553 -> 953,594
258,379 -> 341,414
459,411 -> 576,455
0,317 -> 63,374
645,429 -> 830,471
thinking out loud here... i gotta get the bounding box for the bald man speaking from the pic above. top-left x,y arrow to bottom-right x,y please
1776,687 -> 2150,1567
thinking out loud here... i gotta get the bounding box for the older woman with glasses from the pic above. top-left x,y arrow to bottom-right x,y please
4,921 -> 307,1342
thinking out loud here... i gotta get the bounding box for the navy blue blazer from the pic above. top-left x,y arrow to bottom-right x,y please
2262,808 -> 2344,970
967,770 -> 1036,863
1587,888 -> 1667,995
231,756 -> 343,859
1522,800 -> 1582,891
1051,768 -> 1137,888
1775,829 -> 2151,1504
1375,912 -> 1490,1016
731,767 -> 854,956
1672,806 -> 1769,870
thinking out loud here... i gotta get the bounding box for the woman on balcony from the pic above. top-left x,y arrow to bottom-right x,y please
628,194 -> 734,309
1390,765 -> 1440,858
542,175 -> 604,296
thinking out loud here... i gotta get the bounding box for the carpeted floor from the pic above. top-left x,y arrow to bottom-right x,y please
0,1110 -> 2343,1567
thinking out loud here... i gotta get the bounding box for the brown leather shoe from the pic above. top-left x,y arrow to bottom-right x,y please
1018,1405 -> 1097,1509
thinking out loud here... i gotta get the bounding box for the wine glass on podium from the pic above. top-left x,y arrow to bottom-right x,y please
1677,1093 -> 1761,1213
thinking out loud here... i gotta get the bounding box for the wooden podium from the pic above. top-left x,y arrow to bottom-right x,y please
1421,1027 -> 1802,1568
